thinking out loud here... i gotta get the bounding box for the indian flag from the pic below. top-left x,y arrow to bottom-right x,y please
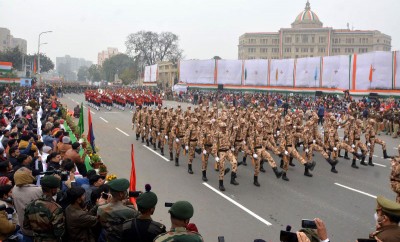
0,62 -> 12,73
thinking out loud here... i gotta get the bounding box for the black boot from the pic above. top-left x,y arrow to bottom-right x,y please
202,170 -> 208,181
224,168 -> 231,175
280,159 -> 284,169
136,134 -> 139,140
242,157 -> 247,166
149,137 -> 153,144
360,155 -> 367,166
169,152 -> 173,161
230,172 -> 239,185
158,141 -> 161,149
343,151 -> 350,160
353,152 -> 363,160
219,180 -> 225,191
273,167 -> 283,178
188,164 -> 193,174
253,176 -> 260,187
160,147 -> 164,156
383,150 -> 392,159
260,160 -> 266,173
153,143 -> 157,150
368,157 -> 374,166
326,158 -> 338,173
282,172 -> 289,181
175,157 -> 179,166
141,137 -> 144,143
351,159 -> 359,169
146,139 -> 149,146
289,157 -> 295,167
338,151 -> 343,158
304,167 -> 313,177
304,161 -> 316,171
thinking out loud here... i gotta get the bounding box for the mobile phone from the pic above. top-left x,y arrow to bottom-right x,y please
301,219 -> 317,229
357,239 -> 377,242
280,230 -> 298,242
101,192 -> 109,200
165,202 -> 174,207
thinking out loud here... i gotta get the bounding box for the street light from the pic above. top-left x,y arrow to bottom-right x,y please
37,31 -> 52,75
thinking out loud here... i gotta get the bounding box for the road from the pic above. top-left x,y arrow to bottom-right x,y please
62,94 -> 398,242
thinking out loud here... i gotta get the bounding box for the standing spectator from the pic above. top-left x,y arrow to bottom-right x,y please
64,142 -> 87,177
317,104 -> 325,125
57,136 -> 72,160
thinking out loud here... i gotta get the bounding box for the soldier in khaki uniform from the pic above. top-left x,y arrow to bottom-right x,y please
212,122 -> 239,191
139,107 -> 148,143
390,145 -> 400,203
172,116 -> 186,166
232,118 -> 249,166
158,109 -> 168,156
199,120 -> 216,181
150,109 -> 160,150
145,109 -> 153,146
353,119 -> 369,166
365,119 -> 392,165
164,111 -> 176,161
184,118 -> 201,174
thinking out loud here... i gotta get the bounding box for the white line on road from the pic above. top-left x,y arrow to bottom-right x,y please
202,182 -> 272,226
99,117 -> 109,123
373,163 -> 386,167
116,128 -> 130,136
334,183 -> 377,199
143,145 -> 170,162
373,155 -> 378,158
71,98 -> 75,102
394,147 -> 399,150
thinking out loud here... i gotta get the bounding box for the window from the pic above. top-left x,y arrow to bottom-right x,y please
248,48 -> 256,53
301,48 -> 309,53
260,39 -> 268,44
310,48 -> 314,53
272,39 -> 279,45
249,39 -> 256,44
311,36 -> 315,43
359,48 -> 368,53
272,48 -> 279,53
319,37 -> 326,43
333,38 -> 340,44
302,35 -> 309,43
319,47 -> 326,53
345,48 -> 354,53
285,37 -> 292,43
295,36 -> 300,43
296,48 -> 299,52
332,48 -> 340,54
284,48 -> 291,53
260,48 -> 268,53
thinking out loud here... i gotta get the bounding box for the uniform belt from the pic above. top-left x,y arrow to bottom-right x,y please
286,145 -> 292,147
370,136 -> 375,138
178,136 -> 184,138
308,142 -> 313,145
204,144 -> 212,147
267,133 -> 272,135
235,140 -> 243,142
355,138 -> 360,140
254,146 -> 262,149
190,139 -> 197,142
219,149 -> 229,152
160,128 -> 164,130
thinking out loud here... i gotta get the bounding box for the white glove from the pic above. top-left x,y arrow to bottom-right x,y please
305,149 -> 309,153
293,126 -> 297,129
215,157 -> 220,162
203,150 -> 207,155
253,154 -> 258,159
157,132 -> 160,135
175,138 -> 180,142
338,126 -> 341,129
277,131 -> 280,135
313,140 -> 316,144
211,118 -> 216,123
243,141 -> 246,145
165,136 -> 168,140
274,134 -> 276,137
351,144 -> 355,148
333,147 -> 338,151
143,127 -> 146,130
149,128 -> 152,132
185,145 -> 189,150
345,138 -> 349,141
231,147 -> 235,151
367,142 -> 371,146
284,151 -> 289,155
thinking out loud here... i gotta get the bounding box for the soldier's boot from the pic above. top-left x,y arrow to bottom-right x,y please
219,180 -> 225,191
289,157 -> 295,167
141,137 -> 144,143
326,158 -> 338,173
304,161 -> 316,171
158,141 -> 161,149
304,167 -> 313,177
242,157 -> 247,166
272,167 -> 283,178
343,151 -> 350,160
360,156 -> 368,166
160,147 -> 164,156
368,157 -> 375,166
338,151 -> 343,158
280,159 -> 284,169
383,150 -> 392,159
253,176 -> 260,187
351,159 -> 359,169
352,152 -> 363,160
136,134 -> 139,140
260,160 -> 266,173
146,139 -> 150,146
230,172 -> 239,185
188,164 -> 194,174
149,137 -> 153,144
202,170 -> 208,182
169,152 -> 173,161
214,162 -> 219,171
224,168 -> 231,175
175,157 -> 179,166
282,172 -> 289,181
153,143 -> 157,150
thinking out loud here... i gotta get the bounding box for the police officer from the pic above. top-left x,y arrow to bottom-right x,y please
369,196 -> 400,241
390,145 -> 400,203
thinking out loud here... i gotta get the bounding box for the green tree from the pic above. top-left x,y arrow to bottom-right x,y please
26,53 -> 54,73
102,53 -> 135,82
88,64 -> 102,82
77,66 -> 89,81
0,47 -> 24,70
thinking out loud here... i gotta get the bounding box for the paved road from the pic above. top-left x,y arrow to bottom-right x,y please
62,94 -> 399,242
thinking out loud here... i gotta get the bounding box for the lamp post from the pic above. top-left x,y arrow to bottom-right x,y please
37,31 -> 52,75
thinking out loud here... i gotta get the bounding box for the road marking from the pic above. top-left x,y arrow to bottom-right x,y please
99,117 -> 109,123
394,147 -> 399,150
334,183 -> 377,199
143,145 -> 170,162
202,182 -> 272,226
116,128 -> 130,136
373,163 -> 386,167
71,98 -> 75,102
373,155 -> 378,158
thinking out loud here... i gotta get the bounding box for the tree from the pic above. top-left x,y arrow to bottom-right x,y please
102,53 -> 136,82
0,47 -> 24,70
77,66 -> 89,81
125,31 -> 183,66
26,53 -> 54,73
88,64 -> 102,82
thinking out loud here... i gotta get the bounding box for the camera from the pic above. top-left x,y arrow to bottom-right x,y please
101,192 -> 110,200
165,202 -> 174,207
280,230 -> 298,242
301,219 -> 317,229
128,191 -> 142,198
40,170 -> 69,182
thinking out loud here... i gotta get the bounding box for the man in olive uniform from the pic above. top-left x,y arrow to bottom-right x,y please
139,106 -> 148,143
97,178 -> 139,242
199,120 -> 215,182
390,145 -> 400,203
184,118 -> 201,174
368,196 -> 400,241
164,111 -> 176,161
392,111 -> 399,139
150,109 -> 160,150
232,118 -> 249,166
172,116 -> 186,166
154,201 -> 203,242
24,175 -> 65,242
134,106 -> 142,140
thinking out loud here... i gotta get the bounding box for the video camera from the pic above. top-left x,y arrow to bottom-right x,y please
0,204 -> 15,215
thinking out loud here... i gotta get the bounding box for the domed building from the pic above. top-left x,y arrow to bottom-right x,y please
238,1 -> 391,60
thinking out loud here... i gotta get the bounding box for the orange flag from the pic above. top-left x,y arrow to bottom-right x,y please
129,144 -> 137,205
369,64 -> 373,83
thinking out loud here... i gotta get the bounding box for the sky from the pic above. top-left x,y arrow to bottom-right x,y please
1,0 -> 399,65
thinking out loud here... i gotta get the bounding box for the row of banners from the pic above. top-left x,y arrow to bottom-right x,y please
144,51 -> 399,91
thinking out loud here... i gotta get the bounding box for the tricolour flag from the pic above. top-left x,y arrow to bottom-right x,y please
87,108 -> 95,153
0,62 -> 12,73
129,144 -> 137,205
369,64 -> 373,82
78,103 -> 84,137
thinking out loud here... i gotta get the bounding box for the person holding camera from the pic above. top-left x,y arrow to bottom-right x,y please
121,185 -> 166,242
154,201 -> 203,242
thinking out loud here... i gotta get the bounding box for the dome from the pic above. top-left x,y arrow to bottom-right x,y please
292,1 -> 323,29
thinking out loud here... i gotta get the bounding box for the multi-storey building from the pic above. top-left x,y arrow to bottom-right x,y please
0,27 -> 27,54
97,47 -> 119,66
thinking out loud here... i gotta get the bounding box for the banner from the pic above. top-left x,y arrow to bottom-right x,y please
180,59 -> 215,84
395,51 -> 400,89
269,59 -> 294,87
144,64 -> 158,83
295,57 -> 321,88
355,51 -> 392,90
144,66 -> 151,82
322,55 -> 350,89
217,60 -> 242,85
243,59 -> 268,86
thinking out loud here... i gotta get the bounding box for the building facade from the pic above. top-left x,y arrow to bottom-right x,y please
157,61 -> 177,89
56,55 -> 92,81
0,27 -> 27,54
97,47 -> 119,66
238,1 -> 391,60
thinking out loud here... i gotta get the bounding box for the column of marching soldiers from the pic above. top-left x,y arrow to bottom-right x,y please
131,104 -> 393,191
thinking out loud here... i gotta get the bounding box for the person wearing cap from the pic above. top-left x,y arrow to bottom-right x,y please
369,196 -> 400,241
154,201 -> 203,242
121,185 -> 166,242
390,145 -> 400,203
172,116 -> 186,166
97,178 -> 139,242
56,136 -> 72,160
184,118 -> 201,174
24,175 -> 65,242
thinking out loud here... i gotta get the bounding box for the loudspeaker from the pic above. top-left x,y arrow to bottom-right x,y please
315,91 -> 323,97
218,84 -> 223,90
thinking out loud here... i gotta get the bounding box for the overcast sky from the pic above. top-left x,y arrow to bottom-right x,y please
1,0 -> 398,64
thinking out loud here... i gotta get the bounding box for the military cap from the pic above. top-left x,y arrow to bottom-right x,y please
191,118 -> 198,123
240,118 -> 246,124
41,175 -> 61,188
169,201 -> 194,220
137,189 -> 158,209
377,196 -> 400,216
107,178 -> 130,192
204,120 -> 211,125
256,122 -> 263,128
219,122 -> 227,128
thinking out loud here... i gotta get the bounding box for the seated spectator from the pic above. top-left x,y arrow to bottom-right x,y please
64,142 -> 87,177
57,136 -> 72,160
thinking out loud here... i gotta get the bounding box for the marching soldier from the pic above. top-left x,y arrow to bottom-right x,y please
365,119 -> 392,165
353,119 -> 369,166
164,110 -> 176,161
158,109 -> 168,155
184,118 -> 201,174
232,118 -> 249,166
172,116 -> 186,166
390,145 -> 400,203
199,120 -> 217,182
150,109 -> 160,150
140,106 -> 148,143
